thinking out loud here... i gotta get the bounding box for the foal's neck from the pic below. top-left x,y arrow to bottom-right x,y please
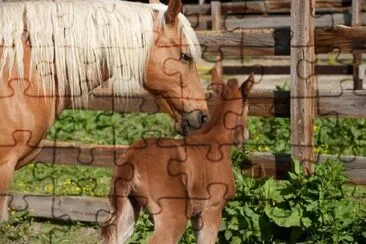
194,93 -> 242,147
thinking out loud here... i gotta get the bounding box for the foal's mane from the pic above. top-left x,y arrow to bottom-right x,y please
0,0 -> 201,107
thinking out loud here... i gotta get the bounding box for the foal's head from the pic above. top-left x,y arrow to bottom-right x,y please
207,69 -> 255,147
144,0 -> 208,136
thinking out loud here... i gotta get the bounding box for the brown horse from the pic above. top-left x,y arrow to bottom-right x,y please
101,70 -> 255,244
0,0 -> 208,221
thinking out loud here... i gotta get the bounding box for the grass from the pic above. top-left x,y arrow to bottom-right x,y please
10,163 -> 112,197
0,213 -> 100,244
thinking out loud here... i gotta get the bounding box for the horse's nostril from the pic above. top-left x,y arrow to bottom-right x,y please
201,111 -> 209,124
202,114 -> 209,124
182,120 -> 191,136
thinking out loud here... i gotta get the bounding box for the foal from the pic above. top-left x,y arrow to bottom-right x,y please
102,71 -> 255,244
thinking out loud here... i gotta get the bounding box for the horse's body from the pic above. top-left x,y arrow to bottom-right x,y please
0,0 -> 208,221
102,71 -> 255,244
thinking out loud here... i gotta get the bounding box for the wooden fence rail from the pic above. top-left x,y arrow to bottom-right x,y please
195,26 -> 366,58
7,192 -> 109,223
188,13 -> 366,30
34,140 -> 366,185
183,0 -> 366,15
68,88 -> 366,118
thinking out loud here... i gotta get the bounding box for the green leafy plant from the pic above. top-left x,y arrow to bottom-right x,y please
219,159 -> 366,244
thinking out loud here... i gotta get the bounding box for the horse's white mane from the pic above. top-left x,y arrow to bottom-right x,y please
0,0 -> 201,107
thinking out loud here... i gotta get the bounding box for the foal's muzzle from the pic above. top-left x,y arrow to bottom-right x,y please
181,110 -> 209,136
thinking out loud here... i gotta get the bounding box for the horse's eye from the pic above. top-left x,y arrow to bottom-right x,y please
180,53 -> 193,63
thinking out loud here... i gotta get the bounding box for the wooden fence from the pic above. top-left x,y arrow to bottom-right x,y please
6,0 -> 366,223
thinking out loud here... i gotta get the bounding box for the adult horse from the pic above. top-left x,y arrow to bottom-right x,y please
0,0 -> 208,221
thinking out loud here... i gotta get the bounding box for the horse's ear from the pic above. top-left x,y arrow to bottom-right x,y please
240,72 -> 255,97
165,0 -> 182,26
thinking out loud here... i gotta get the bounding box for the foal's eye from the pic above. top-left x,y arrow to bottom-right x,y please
180,52 -> 193,63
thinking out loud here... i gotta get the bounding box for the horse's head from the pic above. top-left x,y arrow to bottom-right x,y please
144,0 -> 208,136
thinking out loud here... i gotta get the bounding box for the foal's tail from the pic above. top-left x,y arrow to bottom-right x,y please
101,166 -> 139,244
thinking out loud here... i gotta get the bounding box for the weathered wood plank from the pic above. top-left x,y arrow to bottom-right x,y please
35,140 -> 129,168
352,0 -> 362,26
184,0 -> 364,15
68,89 -> 366,118
315,26 -> 366,53
291,0 -> 316,174
8,192 -> 109,223
245,152 -> 366,185
352,0 -> 362,89
34,142 -> 366,185
197,29 -> 277,58
188,13 -> 366,31
211,1 -> 223,76
219,13 -> 366,30
317,89 -> 366,117
71,88 -> 282,117
195,27 -> 366,58
211,1 -> 221,31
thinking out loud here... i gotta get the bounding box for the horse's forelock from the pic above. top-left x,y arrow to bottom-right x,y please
150,3 -> 201,61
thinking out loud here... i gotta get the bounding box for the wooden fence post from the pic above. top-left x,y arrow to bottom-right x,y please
211,1 -> 222,76
291,0 -> 316,175
352,0 -> 362,90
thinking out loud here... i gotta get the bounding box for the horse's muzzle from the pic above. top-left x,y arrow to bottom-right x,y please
181,110 -> 209,136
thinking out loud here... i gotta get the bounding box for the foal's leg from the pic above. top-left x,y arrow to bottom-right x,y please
192,207 -> 223,244
0,160 -> 16,222
148,200 -> 188,244
101,197 -> 140,244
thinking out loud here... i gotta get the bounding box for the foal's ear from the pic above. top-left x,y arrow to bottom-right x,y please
240,72 -> 255,97
209,64 -> 224,93
165,0 -> 182,26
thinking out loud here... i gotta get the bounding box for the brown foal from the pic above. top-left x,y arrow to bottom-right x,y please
101,71 -> 255,244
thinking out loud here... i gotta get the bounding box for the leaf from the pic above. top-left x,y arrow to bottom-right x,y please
225,208 -> 237,216
243,205 -> 261,232
262,178 -> 284,202
228,217 -> 239,230
340,235 -> 354,243
305,201 -> 318,212
301,217 -> 312,228
293,160 -> 302,175
265,205 -> 301,227
231,236 -> 242,244
224,230 -> 233,240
